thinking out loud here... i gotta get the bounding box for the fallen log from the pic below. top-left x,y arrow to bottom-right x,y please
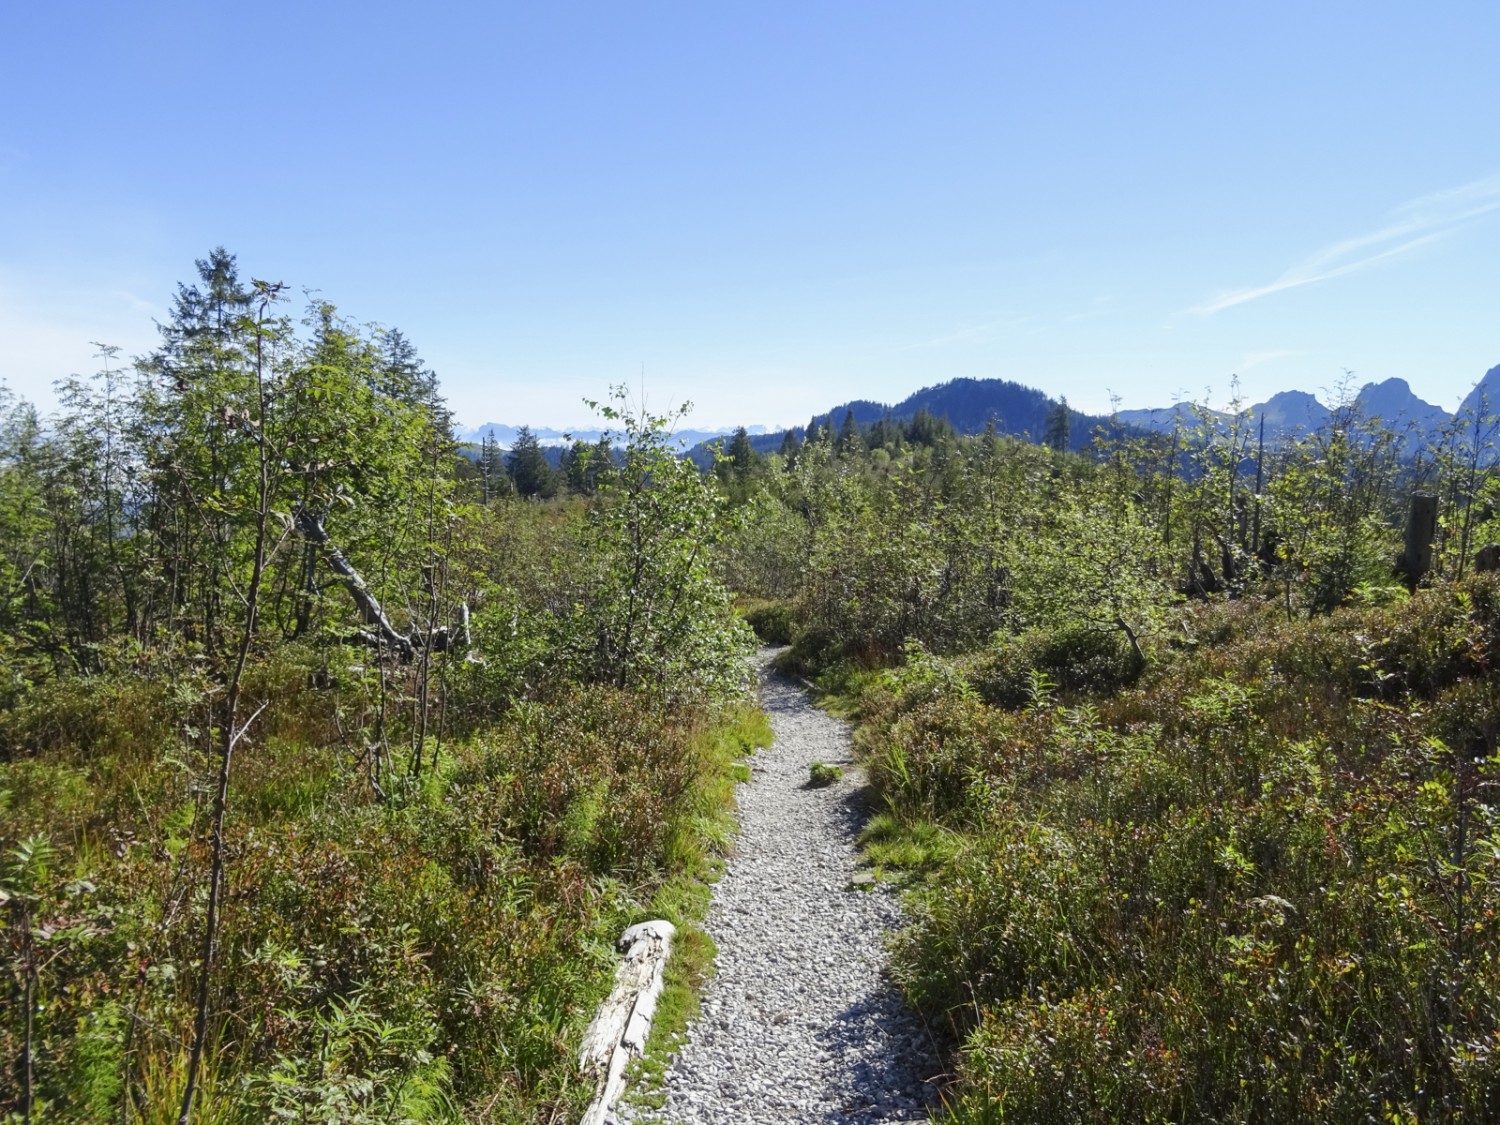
578,920 -> 675,1125
295,510 -> 471,661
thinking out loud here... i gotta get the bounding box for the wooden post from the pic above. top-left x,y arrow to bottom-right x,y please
1402,492 -> 1439,589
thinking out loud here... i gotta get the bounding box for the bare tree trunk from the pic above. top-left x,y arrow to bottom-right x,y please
19,898 -> 34,1125
1401,492 -> 1439,590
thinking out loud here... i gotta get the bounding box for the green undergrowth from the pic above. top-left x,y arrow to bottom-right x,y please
737,598 -> 797,646
858,814 -> 960,882
841,577 -> 1500,1124
1,644 -> 772,1123
624,705 -> 773,1108
808,761 -> 843,787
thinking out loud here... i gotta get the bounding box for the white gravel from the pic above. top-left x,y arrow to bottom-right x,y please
619,649 -> 943,1124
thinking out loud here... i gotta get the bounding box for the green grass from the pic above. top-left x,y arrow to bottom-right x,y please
624,702 -> 772,1108
858,813 -> 959,877
808,760 -> 843,786
736,597 -> 798,645
0,657 -> 776,1124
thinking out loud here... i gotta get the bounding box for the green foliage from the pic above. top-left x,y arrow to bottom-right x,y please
0,256 -> 768,1123
552,389 -> 754,701
873,585 -> 1500,1124
739,599 -> 797,644
976,624 -> 1141,708
713,380 -> 1500,1124
807,761 -> 842,787
857,814 -> 959,873
1266,406 -> 1403,614
505,425 -> 558,499
0,665 -> 770,1120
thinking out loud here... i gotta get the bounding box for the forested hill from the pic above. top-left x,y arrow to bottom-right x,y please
700,376 -> 1116,462
829,376 -> 1109,437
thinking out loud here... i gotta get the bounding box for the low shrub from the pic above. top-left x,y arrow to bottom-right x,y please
975,625 -> 1141,709
0,673 -> 768,1122
808,761 -> 842,787
880,587 -> 1500,1124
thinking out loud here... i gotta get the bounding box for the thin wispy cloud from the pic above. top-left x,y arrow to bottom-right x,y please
1192,172 -> 1500,315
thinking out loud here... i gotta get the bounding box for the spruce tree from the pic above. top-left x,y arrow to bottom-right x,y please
479,429 -> 507,502
1045,397 -> 1072,452
507,426 -> 557,498
728,426 -> 757,477
778,428 -> 801,462
836,410 -> 860,455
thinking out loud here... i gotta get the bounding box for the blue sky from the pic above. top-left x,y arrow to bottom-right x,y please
3,1 -> 1498,430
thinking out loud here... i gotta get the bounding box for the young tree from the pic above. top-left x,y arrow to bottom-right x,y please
728,426 -> 758,475
134,247 -> 258,651
179,279 -> 288,1124
1011,483 -> 1177,669
560,390 -> 752,699
836,410 -> 861,456
479,428 -> 506,502
1267,403 -> 1403,615
560,435 -> 614,496
778,428 -> 802,464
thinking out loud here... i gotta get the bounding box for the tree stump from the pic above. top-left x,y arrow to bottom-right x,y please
1401,493 -> 1439,589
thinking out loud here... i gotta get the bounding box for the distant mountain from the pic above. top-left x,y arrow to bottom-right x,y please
821,377 -> 1109,444
1248,390 -> 1330,437
1460,363 -> 1500,419
704,377 -> 1121,464
1350,378 -> 1451,455
454,421 -> 766,449
460,361 -> 1500,464
1123,384 -> 1446,451
1122,371 -> 1494,453
1114,402 -> 1227,434
1353,378 -> 1447,428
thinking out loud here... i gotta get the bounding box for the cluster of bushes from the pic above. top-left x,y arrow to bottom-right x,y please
848,578 -> 1500,1122
1,641 -> 769,1121
709,373 -> 1500,1121
0,249 -> 773,1121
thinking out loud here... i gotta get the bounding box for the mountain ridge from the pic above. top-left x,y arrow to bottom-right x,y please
459,363 -> 1498,455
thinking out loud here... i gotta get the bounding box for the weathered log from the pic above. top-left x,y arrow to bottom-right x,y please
578,920 -> 675,1125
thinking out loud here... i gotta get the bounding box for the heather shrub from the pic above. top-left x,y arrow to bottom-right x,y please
886,588 -> 1500,1124
975,624 -> 1141,709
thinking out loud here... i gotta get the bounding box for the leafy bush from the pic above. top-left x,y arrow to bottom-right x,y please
975,625 -> 1141,708
0,668 -> 764,1121
740,599 -> 797,645
807,761 -> 842,787
882,589 -> 1500,1124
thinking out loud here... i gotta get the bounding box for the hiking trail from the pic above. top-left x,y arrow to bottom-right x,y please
620,650 -> 943,1124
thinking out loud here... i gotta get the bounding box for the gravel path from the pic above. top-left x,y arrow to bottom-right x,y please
620,650 -> 943,1124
